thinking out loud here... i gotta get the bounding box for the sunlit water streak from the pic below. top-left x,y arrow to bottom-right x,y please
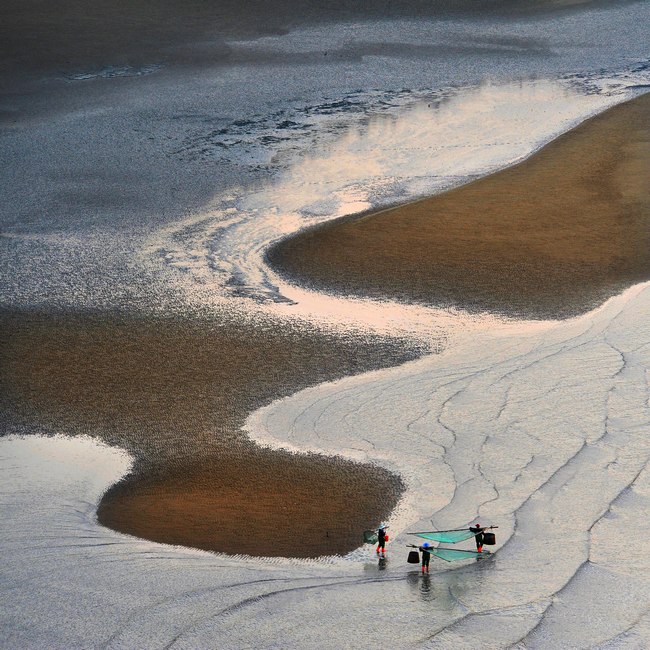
3,52 -> 650,648
2,278 -> 649,647
148,66 -> 649,344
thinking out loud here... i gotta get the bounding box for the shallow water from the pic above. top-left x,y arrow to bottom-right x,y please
3,4 -> 650,312
2,2 -> 650,647
149,68 -> 650,343
2,280 -> 649,648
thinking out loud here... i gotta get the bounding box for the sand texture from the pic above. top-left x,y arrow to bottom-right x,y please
0,310 -> 416,557
2,93 -> 648,559
268,93 -> 650,319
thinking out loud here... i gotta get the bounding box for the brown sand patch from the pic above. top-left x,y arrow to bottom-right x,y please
0,310 -> 417,557
98,453 -> 390,557
268,93 -> 650,319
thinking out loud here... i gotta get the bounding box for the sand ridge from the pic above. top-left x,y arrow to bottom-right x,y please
0,310 -> 415,557
268,92 -> 650,319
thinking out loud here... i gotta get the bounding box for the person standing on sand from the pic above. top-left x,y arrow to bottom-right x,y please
469,523 -> 486,552
419,542 -> 433,573
376,524 -> 388,555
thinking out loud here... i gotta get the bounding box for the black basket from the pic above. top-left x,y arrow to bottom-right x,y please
407,550 -> 420,564
483,532 -> 496,545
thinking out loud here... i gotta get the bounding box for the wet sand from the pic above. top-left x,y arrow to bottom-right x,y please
269,92 -> 650,319
3,94 -> 647,560
0,310 -> 417,557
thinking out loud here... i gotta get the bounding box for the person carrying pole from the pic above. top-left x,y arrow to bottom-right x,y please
469,522 -> 489,552
376,524 -> 389,556
419,542 -> 433,573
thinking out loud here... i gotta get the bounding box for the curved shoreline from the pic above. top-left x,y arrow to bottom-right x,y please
2,92 -> 648,560
267,92 -> 650,320
0,309 -> 417,558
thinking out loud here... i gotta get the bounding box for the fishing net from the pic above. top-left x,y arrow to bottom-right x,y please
431,547 -> 481,562
412,529 -> 475,543
363,530 -> 378,544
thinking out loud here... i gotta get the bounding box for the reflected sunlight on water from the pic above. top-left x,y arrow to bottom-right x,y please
148,72 -> 648,343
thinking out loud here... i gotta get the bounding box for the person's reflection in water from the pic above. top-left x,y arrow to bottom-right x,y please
378,556 -> 387,571
406,570 -> 435,602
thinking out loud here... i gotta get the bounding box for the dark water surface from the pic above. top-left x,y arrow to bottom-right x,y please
2,0 -> 641,79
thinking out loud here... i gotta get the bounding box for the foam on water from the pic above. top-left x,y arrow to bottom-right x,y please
148,65 -> 649,342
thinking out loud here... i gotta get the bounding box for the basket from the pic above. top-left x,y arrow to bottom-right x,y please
363,530 -> 378,545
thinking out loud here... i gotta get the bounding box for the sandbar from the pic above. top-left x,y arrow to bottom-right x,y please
269,93 -> 650,319
0,310 -> 415,557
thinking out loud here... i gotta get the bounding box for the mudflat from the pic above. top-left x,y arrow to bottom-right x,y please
268,93 -> 650,319
3,93 -> 647,559
0,310 -> 416,557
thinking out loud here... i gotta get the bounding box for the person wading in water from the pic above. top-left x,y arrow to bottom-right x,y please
376,524 -> 389,556
469,523 -> 486,553
419,542 -> 433,573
